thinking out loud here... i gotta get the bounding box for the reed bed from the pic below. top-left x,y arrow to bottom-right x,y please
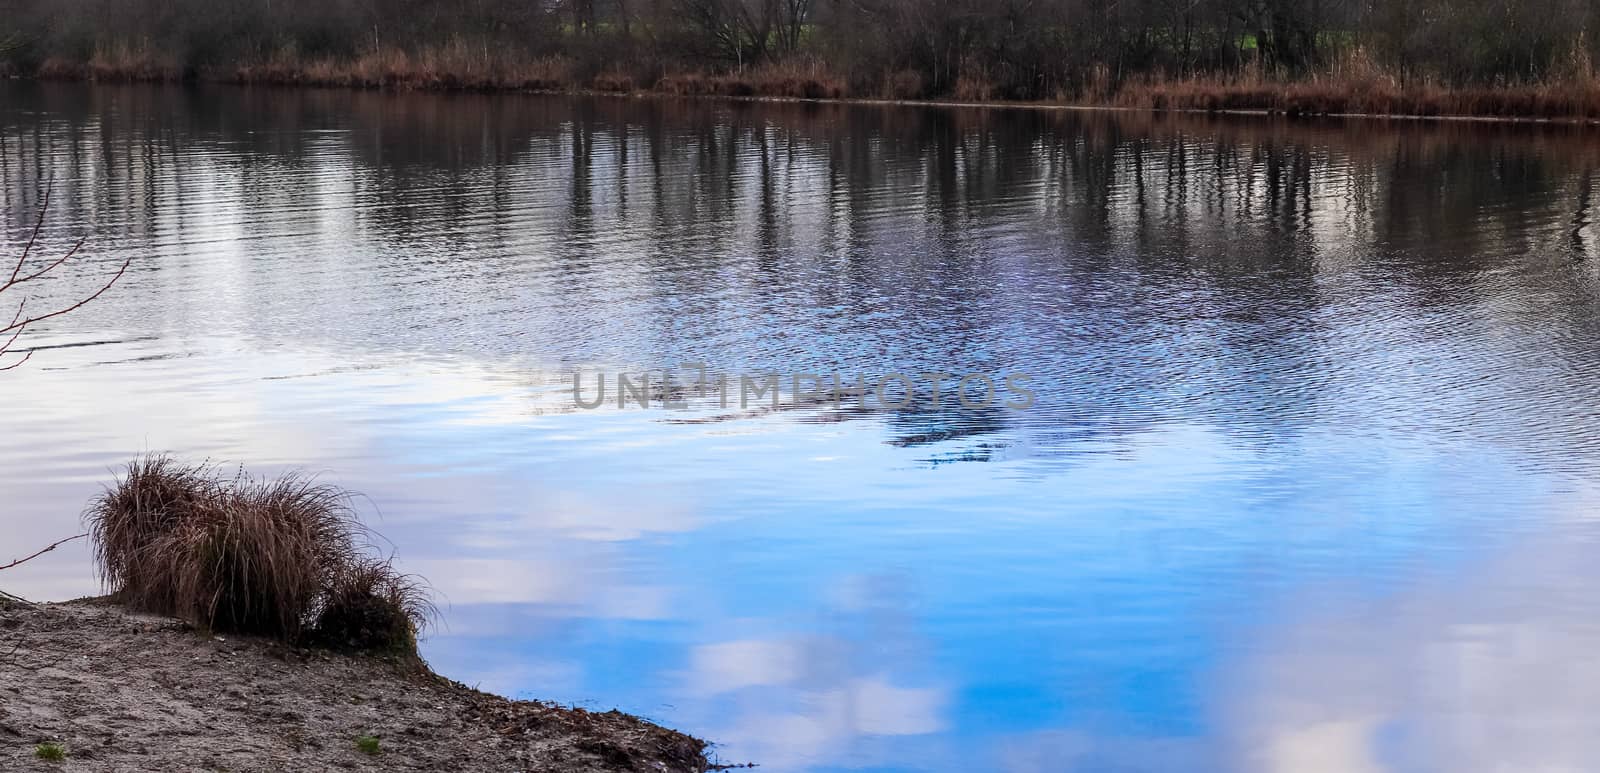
1116,75 -> 1600,119
23,43 -> 1600,121
1113,49 -> 1600,119
656,62 -> 846,100
232,45 -> 573,91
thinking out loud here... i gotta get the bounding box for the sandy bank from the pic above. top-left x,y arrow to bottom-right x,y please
0,598 -> 709,772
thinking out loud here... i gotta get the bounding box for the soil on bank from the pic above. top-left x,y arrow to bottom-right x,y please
0,598 -> 709,772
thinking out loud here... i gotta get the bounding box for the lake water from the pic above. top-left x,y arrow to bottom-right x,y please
3,82 -> 1600,771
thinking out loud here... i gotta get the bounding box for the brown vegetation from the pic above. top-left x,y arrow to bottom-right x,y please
657,61 -> 845,100
1,459 -> 707,769
36,43 -> 184,82
307,557 -> 432,653
1116,50 -> 1600,119
590,70 -> 637,93
230,45 -> 573,90
6,0 -> 1600,119
84,455 -> 433,654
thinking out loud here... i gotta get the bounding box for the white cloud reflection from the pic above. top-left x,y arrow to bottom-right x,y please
409,557 -> 675,625
1217,530 -> 1600,773
706,674 -> 948,769
994,729 -> 1203,773
681,574 -> 950,770
692,639 -> 806,693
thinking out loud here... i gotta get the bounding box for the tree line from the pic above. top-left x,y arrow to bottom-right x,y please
1,0 -> 1597,101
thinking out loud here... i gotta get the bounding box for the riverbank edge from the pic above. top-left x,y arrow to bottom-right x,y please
0,597 -> 714,772
12,69 -> 1600,127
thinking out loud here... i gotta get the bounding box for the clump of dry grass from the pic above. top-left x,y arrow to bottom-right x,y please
85,455 -> 432,654
655,72 -> 718,96
952,72 -> 997,102
34,57 -> 85,80
747,61 -> 846,99
37,43 -> 184,82
232,44 -> 573,92
307,557 -> 433,654
657,62 -> 846,100
1111,49 -> 1600,119
88,42 -> 183,82
591,71 -> 636,93
33,42 -> 185,82
881,69 -> 926,100
85,456 -> 216,613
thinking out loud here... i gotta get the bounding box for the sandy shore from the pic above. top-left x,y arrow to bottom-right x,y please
0,598 -> 709,771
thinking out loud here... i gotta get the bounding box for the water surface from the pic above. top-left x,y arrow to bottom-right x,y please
3,83 -> 1600,771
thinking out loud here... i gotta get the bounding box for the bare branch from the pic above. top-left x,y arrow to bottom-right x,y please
0,300 -> 26,354
0,533 -> 88,573
1,236 -> 86,294
0,257 -> 131,339
0,349 -> 34,371
0,589 -> 37,606
8,184 -> 50,286
2,188 -> 129,368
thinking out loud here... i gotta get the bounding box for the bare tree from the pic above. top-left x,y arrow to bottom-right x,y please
773,0 -> 812,56
1,190 -> 130,371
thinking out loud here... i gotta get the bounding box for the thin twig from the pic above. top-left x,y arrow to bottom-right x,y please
0,349 -> 34,371
2,236 -> 85,293
1,185 -> 129,366
0,257 -> 131,338
0,588 -> 38,606
0,533 -> 88,572
8,183 -> 50,286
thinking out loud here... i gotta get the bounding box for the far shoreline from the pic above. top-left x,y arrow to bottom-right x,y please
11,72 -> 1600,128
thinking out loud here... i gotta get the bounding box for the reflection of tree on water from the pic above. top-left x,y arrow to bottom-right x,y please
5,84 -> 1600,470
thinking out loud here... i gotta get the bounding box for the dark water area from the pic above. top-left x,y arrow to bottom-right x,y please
3,82 -> 1600,771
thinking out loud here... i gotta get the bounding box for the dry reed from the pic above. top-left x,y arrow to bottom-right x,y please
85,455 -> 433,653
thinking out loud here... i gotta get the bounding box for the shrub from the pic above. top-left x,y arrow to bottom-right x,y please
85,455 -> 431,653
591,71 -> 636,92
656,72 -> 716,95
85,455 -> 218,615
882,69 -> 925,100
307,557 -> 433,654
34,743 -> 65,761
953,72 -> 997,102
355,735 -> 381,755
